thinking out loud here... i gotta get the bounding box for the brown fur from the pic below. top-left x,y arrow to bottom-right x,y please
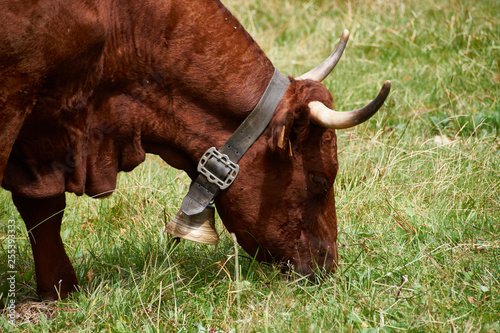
1,0 -> 340,299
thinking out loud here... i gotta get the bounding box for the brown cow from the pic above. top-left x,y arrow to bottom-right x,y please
0,0 -> 390,300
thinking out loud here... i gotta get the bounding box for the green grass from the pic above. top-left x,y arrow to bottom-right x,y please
1,0 -> 499,331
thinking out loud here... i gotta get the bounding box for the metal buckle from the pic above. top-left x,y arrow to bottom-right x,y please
197,147 -> 239,190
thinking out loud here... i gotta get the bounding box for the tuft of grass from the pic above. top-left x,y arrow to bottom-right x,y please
1,0 -> 499,331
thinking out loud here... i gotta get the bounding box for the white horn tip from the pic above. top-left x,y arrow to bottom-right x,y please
382,81 -> 392,93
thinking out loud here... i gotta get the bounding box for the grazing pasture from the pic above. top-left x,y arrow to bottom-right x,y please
1,0 -> 499,331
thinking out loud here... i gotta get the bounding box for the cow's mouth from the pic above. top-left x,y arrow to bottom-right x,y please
288,234 -> 339,280
281,253 -> 337,282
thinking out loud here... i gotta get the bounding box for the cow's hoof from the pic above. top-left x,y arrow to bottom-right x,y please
38,281 -> 79,300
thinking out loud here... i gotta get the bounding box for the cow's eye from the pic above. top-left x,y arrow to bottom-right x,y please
308,172 -> 330,194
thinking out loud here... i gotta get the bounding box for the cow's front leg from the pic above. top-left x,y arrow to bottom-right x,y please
12,193 -> 78,300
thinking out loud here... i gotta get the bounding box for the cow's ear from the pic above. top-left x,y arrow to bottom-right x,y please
269,110 -> 294,157
268,105 -> 310,157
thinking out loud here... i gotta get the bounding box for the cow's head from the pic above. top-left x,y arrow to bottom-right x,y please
208,30 -> 390,277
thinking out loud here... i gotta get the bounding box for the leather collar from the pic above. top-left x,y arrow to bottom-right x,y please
180,68 -> 290,215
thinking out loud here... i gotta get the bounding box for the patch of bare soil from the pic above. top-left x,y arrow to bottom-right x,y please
2,299 -> 58,325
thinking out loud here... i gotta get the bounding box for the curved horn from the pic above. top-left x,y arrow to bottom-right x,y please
297,29 -> 350,82
309,81 -> 391,129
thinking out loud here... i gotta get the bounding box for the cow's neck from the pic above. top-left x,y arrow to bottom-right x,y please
105,0 -> 275,177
